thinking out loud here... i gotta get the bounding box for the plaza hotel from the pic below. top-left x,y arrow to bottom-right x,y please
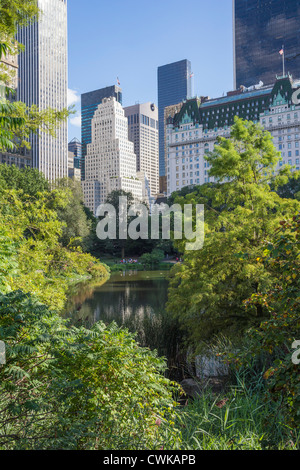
166,75 -> 300,196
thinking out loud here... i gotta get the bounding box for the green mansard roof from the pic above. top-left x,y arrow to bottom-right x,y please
169,76 -> 297,131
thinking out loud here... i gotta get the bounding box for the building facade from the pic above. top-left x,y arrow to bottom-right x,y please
68,137 -> 82,170
157,60 -> 192,181
17,0 -> 68,181
0,43 -> 32,169
166,76 -> 300,196
81,85 -> 122,181
234,0 -> 300,89
68,150 -> 81,180
124,102 -> 159,199
82,97 -> 144,214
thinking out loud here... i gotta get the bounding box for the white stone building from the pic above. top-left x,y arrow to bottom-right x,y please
82,97 -> 144,214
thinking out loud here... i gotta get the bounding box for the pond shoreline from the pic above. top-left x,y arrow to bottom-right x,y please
63,270 -> 187,382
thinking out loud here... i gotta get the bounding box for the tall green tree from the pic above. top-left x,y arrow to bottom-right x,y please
224,214 -> 300,428
167,118 -> 300,351
53,177 -> 93,250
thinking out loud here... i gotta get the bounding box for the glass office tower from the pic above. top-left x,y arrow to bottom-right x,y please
17,0 -> 68,181
68,137 -> 82,169
81,85 -> 122,180
234,0 -> 300,88
157,60 -> 192,179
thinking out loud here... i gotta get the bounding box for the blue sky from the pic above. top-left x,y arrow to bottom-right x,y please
67,0 -> 234,140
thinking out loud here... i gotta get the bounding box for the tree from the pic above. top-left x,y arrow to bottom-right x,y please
167,117 -> 300,351
139,248 -> 165,269
0,98 -> 71,154
52,177 -> 92,250
0,163 -> 50,196
224,215 -> 300,428
273,171 -> 300,201
0,1 -> 39,86
97,189 -> 153,259
0,182 -> 108,310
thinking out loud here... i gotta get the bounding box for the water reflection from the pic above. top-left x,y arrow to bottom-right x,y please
64,270 -> 169,327
64,270 -> 185,381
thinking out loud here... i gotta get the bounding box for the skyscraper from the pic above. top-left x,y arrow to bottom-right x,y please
234,0 -> 300,89
157,59 -> 192,185
17,0 -> 68,180
81,85 -> 122,180
82,97 -> 143,214
68,137 -> 82,170
124,102 -> 159,198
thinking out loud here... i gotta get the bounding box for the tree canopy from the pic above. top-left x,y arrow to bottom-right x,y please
167,117 -> 300,350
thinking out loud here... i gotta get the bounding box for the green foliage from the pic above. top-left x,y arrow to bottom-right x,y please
0,101 -> 25,150
0,163 -> 50,196
167,118 -> 300,350
139,249 -> 165,269
0,170 -> 109,310
273,171 -> 300,201
52,178 -> 93,250
0,0 -> 39,87
223,215 -> 300,428
0,0 -> 39,37
0,290 -> 181,450
0,98 -> 72,152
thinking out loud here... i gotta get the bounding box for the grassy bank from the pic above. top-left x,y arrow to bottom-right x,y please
175,370 -> 299,450
103,259 -> 174,273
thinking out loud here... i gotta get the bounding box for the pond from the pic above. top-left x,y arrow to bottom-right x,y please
64,270 -> 184,380
64,270 -> 169,325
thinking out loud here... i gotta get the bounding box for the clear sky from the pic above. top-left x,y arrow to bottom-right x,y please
67,0 -> 234,141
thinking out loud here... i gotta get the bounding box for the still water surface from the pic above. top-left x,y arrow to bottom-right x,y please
65,270 -> 184,380
64,270 -> 169,327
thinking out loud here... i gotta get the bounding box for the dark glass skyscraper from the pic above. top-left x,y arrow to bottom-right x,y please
158,60 -> 192,179
234,0 -> 300,89
81,85 -> 122,180
68,137 -> 82,170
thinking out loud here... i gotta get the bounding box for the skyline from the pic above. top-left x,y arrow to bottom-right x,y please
67,0 -> 234,140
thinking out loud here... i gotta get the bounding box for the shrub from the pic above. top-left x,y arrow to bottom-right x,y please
0,290 -> 182,450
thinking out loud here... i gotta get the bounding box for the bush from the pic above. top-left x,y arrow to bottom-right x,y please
139,249 -> 165,269
0,290 -> 182,450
